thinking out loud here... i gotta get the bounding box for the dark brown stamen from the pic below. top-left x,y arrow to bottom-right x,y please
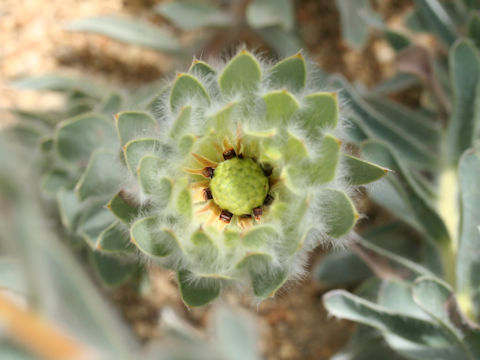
253,207 -> 263,219
263,194 -> 274,206
262,164 -> 273,176
223,148 -> 236,160
202,167 -> 215,178
237,153 -> 244,159
220,210 -> 233,223
202,188 -> 213,201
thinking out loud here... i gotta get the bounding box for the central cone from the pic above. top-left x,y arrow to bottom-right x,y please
210,157 -> 269,216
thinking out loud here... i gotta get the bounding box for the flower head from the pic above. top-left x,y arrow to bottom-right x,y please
113,49 -> 387,306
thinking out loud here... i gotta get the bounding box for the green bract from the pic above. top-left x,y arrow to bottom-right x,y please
29,50 -> 387,306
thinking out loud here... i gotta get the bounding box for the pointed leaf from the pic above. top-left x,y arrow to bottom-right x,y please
56,113 -> 117,164
414,0 -> 457,46
97,222 -> 131,253
123,138 -> 160,174
267,53 -> 306,92
263,90 -> 299,122
189,59 -> 216,77
284,131 -> 308,163
67,16 -> 180,52
99,93 -> 122,115
344,154 -> 388,185
138,155 -> 172,200
321,189 -> 357,238
301,92 -> 338,135
75,150 -> 122,200
236,253 -> 286,298
107,190 -> 140,224
177,269 -> 221,307
170,73 -> 210,112
90,251 -> 137,287
446,40 -> 480,165
170,106 -> 192,140
115,111 -> 157,146
219,51 -> 261,95
130,216 -> 179,258
312,134 -> 341,183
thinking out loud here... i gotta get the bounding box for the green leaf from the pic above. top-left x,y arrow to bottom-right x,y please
56,113 -> 117,164
170,73 -> 210,112
56,188 -> 82,231
67,16 -> 180,52
123,138 -> 160,174
115,111 -> 157,146
314,249 -> 372,286
219,50 -> 261,95
334,76 -> 437,169
236,253 -> 286,298
138,155 -> 172,199
156,2 -> 232,30
189,59 -> 216,77
98,92 -> 123,115
336,0 -> 371,49
311,134 -> 341,184
97,222 -> 131,253
263,90 -> 300,122
364,95 -> 440,148
323,290 -> 450,346
371,72 -> 419,96
384,30 -> 411,51
246,0 -> 294,30
77,200 -> 116,248
205,102 -> 237,132
414,0 -> 457,46
10,73 -> 105,98
468,13 -> 480,48
0,259 -> 25,294
41,169 -> 70,195
177,269 -> 221,307
412,277 -> 480,359
301,92 -> 338,135
170,106 -> 192,140
257,27 -> 304,58
267,53 -> 306,92
284,131 -> 308,163
457,149 -> 480,320
107,190 -> 140,224
344,154 -> 388,185
446,40 -> 480,165
176,187 -> 192,219
90,251 -> 137,287
242,225 -> 278,248
321,189 -> 357,238
130,216 -> 179,257
75,150 -> 122,200
188,231 -> 219,271
362,140 -> 450,245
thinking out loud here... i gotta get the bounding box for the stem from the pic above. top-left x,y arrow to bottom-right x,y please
437,167 -> 459,287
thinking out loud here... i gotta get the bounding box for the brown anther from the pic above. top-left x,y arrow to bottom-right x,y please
238,153 -> 244,159
202,167 -> 215,178
223,148 -> 236,160
202,188 -> 213,200
263,194 -> 274,206
253,207 -> 263,219
262,164 -> 273,176
219,210 -> 233,223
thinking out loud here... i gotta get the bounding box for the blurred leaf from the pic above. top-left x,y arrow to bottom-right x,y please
257,26 -> 304,58
156,2 -> 232,30
115,111 -> 158,146
314,249 -> 372,286
67,16 -> 180,52
370,73 -> 419,96
0,259 -> 25,294
246,0 -> 294,30
457,149 -> 480,320
123,138 -> 161,174
363,95 -> 440,148
10,73 -> 105,98
107,190 -> 140,224
336,0 -> 370,49
177,270 -> 221,307
414,0 -> 457,46
213,306 -> 260,360
468,13 -> 480,48
130,216 -> 178,258
322,189 -> 357,238
446,40 -> 480,165
334,76 -> 437,169
90,252 -> 137,287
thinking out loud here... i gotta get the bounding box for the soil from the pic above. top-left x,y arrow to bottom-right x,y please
1,0 -> 413,359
